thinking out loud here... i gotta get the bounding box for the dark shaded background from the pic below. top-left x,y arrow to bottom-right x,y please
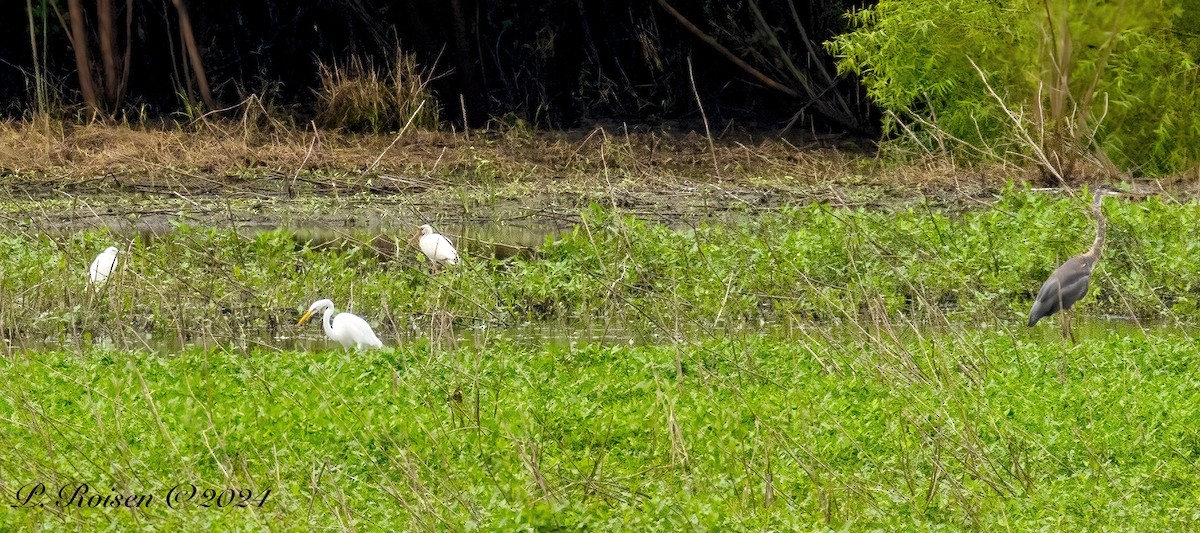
0,0 -> 875,134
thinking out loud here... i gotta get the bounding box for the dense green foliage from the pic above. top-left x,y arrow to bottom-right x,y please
826,0 -> 1200,174
3,189 -> 1200,529
1,329 -> 1199,529
0,187 -> 1197,347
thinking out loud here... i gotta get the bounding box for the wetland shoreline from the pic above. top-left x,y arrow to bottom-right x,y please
3,128 -> 1200,530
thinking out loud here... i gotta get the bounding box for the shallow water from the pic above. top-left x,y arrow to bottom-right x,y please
4,212 -> 1185,354
6,319 -> 639,354
119,218 -> 570,261
5,311 -> 1171,355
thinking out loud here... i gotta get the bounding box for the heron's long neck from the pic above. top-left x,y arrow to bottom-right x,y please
1083,194 -> 1106,261
322,307 -> 336,339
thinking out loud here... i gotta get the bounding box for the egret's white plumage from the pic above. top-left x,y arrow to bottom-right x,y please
297,298 -> 383,350
414,224 -> 459,267
88,246 -> 120,285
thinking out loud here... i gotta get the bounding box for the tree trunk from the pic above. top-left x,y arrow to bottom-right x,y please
97,0 -> 118,103
171,0 -> 218,110
120,0 -> 132,100
66,0 -> 101,111
448,0 -> 487,127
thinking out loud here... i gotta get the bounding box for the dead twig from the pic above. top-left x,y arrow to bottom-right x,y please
653,0 -> 800,99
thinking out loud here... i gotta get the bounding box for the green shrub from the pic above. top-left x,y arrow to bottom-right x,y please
826,0 -> 1200,175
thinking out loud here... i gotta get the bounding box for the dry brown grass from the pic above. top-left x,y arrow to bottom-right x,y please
0,116 -> 1034,204
316,51 -> 440,133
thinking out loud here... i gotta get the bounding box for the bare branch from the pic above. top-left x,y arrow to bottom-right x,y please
747,0 -> 860,130
653,0 -> 801,99
968,57 -> 1067,185
784,0 -> 837,88
748,0 -> 813,95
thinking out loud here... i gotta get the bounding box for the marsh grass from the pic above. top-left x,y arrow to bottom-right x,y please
2,186 -> 1199,529
0,187 -> 1196,351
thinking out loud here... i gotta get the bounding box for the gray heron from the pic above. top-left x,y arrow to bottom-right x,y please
1027,186 -> 1124,342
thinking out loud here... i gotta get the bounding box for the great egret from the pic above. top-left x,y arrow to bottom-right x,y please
88,246 -> 120,285
410,224 -> 459,271
1027,186 -> 1124,342
296,299 -> 383,350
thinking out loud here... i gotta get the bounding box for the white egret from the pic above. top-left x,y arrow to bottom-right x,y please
88,246 -> 121,285
410,224 -> 459,271
296,299 -> 384,350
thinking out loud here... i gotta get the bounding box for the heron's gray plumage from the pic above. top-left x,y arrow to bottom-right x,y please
1027,255 -> 1096,326
1026,188 -> 1113,328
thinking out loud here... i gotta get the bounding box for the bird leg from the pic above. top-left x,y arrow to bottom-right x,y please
1058,308 -> 1066,340
1060,308 -> 1077,345
1069,309 -> 1078,345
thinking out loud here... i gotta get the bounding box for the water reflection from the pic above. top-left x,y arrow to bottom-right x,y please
3,313 -> 1175,355
112,217 -> 567,261
8,218 -> 1178,354
8,319 -> 642,354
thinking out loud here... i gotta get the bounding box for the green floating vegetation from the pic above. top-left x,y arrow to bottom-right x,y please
0,186 -> 1197,345
2,186 -> 1198,529
1,329 -> 1198,529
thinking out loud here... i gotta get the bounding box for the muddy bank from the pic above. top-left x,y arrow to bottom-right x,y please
1,172 -> 1179,240
1,168 -> 1010,235
1,128 -> 1191,235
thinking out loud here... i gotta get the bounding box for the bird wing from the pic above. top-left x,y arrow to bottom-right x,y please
1028,256 -> 1092,326
1028,276 -> 1061,326
331,312 -> 383,349
421,234 -> 459,263
436,235 -> 459,261
419,234 -> 437,259
88,252 -> 116,282
1054,263 -> 1092,310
